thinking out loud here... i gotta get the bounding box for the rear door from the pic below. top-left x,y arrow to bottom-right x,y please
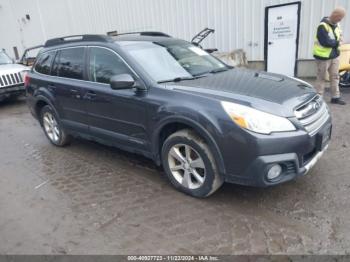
83,46 -> 149,151
50,47 -> 89,133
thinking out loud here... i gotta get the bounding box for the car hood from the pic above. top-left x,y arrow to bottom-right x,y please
0,63 -> 29,74
164,68 -> 317,117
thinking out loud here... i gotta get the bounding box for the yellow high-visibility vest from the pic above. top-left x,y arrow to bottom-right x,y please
313,22 -> 341,59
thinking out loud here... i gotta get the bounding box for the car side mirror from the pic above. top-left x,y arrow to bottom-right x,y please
110,74 -> 135,90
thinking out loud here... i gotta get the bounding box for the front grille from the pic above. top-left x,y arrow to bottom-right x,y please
294,95 -> 330,136
0,72 -> 24,88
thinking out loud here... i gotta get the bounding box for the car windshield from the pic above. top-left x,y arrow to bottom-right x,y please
0,51 -> 13,65
121,41 -> 229,83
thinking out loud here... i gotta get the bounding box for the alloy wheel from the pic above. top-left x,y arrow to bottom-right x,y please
167,144 -> 206,189
43,112 -> 60,143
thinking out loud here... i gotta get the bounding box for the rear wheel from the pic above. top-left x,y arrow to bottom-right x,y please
40,105 -> 70,146
161,129 -> 223,198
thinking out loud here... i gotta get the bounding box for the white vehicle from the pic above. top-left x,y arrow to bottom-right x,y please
0,49 -> 28,101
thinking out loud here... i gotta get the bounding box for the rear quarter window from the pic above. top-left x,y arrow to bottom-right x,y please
34,51 -> 55,75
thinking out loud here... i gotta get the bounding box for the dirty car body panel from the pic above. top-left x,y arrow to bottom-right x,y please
26,34 -> 331,191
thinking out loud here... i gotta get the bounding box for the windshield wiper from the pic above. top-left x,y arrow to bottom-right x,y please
157,66 -> 233,83
157,76 -> 196,84
209,67 -> 231,74
192,66 -> 232,77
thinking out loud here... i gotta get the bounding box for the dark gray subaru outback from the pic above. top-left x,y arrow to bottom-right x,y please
26,33 -> 331,197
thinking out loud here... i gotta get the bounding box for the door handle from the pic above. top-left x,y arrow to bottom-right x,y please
268,41 -> 273,45
84,91 -> 97,100
70,89 -> 81,99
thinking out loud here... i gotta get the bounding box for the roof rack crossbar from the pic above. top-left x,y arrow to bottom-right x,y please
44,34 -> 112,47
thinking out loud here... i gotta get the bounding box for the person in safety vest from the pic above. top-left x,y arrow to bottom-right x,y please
313,7 -> 346,105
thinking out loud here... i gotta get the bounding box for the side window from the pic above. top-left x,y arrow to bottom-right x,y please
51,51 -> 60,76
89,47 -> 132,84
56,47 -> 85,80
34,51 -> 55,75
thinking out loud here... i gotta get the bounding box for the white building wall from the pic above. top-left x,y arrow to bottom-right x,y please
0,0 -> 349,61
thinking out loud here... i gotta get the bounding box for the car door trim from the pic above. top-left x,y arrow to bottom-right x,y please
89,126 -> 146,145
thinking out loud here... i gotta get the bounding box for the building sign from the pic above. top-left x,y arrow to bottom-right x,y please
269,19 -> 296,40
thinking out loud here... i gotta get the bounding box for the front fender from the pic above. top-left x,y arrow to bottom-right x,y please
151,114 -> 226,176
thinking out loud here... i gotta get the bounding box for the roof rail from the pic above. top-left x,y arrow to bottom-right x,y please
44,34 -> 113,47
110,31 -> 172,38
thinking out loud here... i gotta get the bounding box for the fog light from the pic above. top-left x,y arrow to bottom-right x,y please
267,164 -> 282,181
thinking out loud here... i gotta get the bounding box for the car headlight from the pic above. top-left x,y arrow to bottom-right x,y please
221,101 -> 296,134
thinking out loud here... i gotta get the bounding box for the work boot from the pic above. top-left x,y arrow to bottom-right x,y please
331,97 -> 346,105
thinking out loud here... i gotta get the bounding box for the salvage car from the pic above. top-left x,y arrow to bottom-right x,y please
26,33 -> 332,197
0,49 -> 28,102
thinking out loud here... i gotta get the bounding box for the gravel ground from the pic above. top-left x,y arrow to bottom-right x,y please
0,83 -> 350,255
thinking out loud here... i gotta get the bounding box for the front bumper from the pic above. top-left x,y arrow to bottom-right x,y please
223,120 -> 332,187
0,84 -> 25,100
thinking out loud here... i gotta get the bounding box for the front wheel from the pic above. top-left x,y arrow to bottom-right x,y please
40,105 -> 70,146
161,129 -> 223,198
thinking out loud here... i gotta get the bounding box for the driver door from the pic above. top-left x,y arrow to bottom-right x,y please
83,46 -> 149,151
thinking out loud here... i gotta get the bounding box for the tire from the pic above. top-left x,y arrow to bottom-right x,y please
40,105 -> 70,146
161,129 -> 223,198
340,71 -> 350,88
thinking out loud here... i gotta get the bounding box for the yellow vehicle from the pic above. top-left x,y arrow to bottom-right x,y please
339,44 -> 350,88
